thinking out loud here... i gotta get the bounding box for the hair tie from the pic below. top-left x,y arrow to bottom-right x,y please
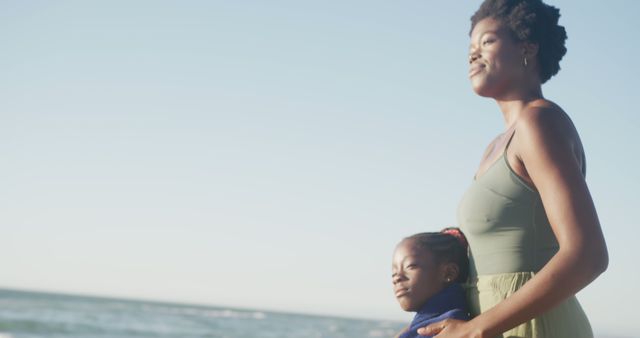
441,227 -> 468,249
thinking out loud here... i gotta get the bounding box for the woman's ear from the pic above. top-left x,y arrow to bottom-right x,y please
441,262 -> 460,283
522,42 -> 539,59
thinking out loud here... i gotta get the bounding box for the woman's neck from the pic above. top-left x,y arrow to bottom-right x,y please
494,85 -> 544,129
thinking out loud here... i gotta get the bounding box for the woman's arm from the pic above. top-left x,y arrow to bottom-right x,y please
419,107 -> 608,338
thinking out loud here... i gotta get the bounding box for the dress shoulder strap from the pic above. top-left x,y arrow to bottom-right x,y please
502,129 -> 517,156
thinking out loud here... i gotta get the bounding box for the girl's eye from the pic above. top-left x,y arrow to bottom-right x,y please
482,39 -> 495,46
406,264 -> 417,269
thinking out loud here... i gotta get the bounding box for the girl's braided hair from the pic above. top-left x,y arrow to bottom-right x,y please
406,227 -> 470,283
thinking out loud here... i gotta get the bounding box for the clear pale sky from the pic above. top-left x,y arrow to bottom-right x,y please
1,1 -> 638,336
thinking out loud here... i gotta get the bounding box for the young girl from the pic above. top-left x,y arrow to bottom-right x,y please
392,228 -> 470,338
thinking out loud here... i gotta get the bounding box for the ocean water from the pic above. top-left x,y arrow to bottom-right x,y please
0,289 -> 404,338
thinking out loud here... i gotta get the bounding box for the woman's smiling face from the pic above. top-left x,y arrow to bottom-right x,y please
392,239 -> 447,312
468,17 -> 526,98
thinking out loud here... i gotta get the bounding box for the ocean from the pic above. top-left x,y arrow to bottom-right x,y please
0,289 -> 404,338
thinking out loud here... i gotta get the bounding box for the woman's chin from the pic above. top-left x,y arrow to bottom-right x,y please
471,81 -> 497,98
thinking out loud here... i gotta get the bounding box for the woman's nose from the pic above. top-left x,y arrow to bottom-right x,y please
469,53 -> 479,64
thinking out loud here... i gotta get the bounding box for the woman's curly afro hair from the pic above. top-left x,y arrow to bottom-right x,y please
470,0 -> 567,84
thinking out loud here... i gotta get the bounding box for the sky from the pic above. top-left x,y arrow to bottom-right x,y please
1,0 -> 638,336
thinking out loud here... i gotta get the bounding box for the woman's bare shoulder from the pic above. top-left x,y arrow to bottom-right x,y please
513,100 -> 585,172
516,100 -> 580,147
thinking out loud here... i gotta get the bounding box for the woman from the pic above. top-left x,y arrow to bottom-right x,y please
418,1 -> 608,337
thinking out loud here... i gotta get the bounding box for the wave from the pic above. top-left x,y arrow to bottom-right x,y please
141,304 -> 266,320
0,319 -> 92,334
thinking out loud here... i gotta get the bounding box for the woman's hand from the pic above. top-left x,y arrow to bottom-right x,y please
417,319 -> 483,338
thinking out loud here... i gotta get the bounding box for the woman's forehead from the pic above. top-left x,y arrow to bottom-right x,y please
471,17 -> 504,39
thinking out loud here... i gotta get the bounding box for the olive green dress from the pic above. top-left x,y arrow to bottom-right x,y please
457,136 -> 593,338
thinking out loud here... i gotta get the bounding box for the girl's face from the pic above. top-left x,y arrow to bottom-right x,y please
468,17 -> 526,98
392,239 -> 448,312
